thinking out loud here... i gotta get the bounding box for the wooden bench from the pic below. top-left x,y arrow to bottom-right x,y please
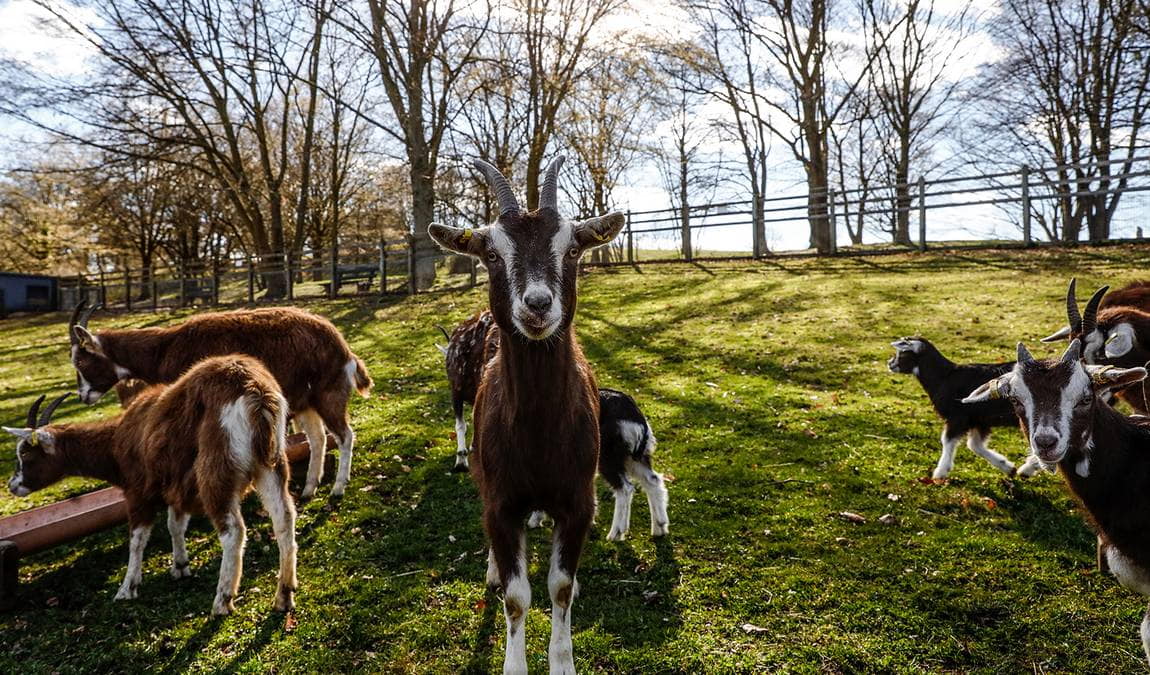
323,264 -> 378,294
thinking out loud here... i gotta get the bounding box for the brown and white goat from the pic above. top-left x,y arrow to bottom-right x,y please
4,356 -> 298,615
67,302 -> 372,498
964,340 -> 1150,662
436,310 -> 497,472
1042,280 -> 1150,412
439,309 -> 669,539
428,156 -> 625,674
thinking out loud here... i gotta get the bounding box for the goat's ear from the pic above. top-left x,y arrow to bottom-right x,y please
963,375 -> 1013,403
2,426 -> 32,442
573,212 -> 625,249
890,338 -> 921,352
1104,324 -> 1135,358
1086,365 -> 1147,392
72,326 -> 104,355
1040,325 -> 1072,343
427,223 -> 488,257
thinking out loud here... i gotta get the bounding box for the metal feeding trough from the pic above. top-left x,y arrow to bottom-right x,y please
0,432 -> 327,609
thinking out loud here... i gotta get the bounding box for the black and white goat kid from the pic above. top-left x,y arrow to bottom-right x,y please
964,340 -> 1150,663
889,337 -> 1043,479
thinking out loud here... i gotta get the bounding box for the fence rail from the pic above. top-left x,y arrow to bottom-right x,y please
22,156 -> 1150,315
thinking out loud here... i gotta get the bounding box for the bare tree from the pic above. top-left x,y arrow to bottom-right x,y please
349,0 -> 489,289
562,54 -> 650,262
977,0 -> 1150,242
867,0 -> 971,243
513,0 -> 624,208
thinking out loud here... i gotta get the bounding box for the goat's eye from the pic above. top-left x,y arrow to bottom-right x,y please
486,251 -> 498,263
568,246 -> 580,258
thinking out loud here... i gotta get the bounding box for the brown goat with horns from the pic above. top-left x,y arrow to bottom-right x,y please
5,356 -> 298,615
428,155 -> 625,674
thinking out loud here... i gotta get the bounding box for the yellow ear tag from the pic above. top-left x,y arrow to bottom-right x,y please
459,228 -> 473,243
28,430 -> 39,447
591,228 -> 612,242
1091,366 -> 1117,386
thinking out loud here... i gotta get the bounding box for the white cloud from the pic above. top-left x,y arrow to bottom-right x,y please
0,0 -> 97,77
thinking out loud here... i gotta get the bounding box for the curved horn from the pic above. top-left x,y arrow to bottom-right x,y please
69,300 -> 88,344
80,301 -> 100,329
26,394 -> 45,429
1017,342 -> 1036,365
1081,285 -> 1109,334
538,155 -> 566,211
1065,278 -> 1081,333
472,158 -> 519,216
38,393 -> 70,428
1062,339 -> 1082,364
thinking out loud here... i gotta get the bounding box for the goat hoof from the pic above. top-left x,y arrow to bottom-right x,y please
273,589 -> 295,613
170,563 -> 193,579
114,587 -> 138,601
607,528 -> 627,542
212,596 -> 235,616
451,457 -> 470,473
651,523 -> 669,537
330,483 -> 347,499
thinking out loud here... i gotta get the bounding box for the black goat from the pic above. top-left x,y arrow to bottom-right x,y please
889,337 -> 1041,478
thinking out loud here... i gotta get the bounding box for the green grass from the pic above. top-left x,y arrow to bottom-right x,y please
3,245 -> 1150,672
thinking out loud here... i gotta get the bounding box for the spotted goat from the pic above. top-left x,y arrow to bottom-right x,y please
428,156 -> 625,674
4,356 -> 298,616
964,340 -> 1150,663
67,302 -> 372,498
437,310 -> 669,538
889,337 -> 1043,478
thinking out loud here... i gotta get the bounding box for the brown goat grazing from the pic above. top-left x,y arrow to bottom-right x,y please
4,356 -> 297,615
67,303 -> 372,498
428,156 -> 625,673
1043,280 -> 1150,412
964,341 -> 1150,662
439,309 -> 670,539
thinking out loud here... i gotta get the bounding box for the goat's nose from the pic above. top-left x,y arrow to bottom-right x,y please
1033,431 -> 1059,453
524,290 -> 553,314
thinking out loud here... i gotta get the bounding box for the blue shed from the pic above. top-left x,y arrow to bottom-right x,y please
0,272 -> 59,317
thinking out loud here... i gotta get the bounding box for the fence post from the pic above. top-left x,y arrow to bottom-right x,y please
917,176 -> 927,252
626,210 -> 634,264
329,242 -> 339,299
828,190 -> 838,256
469,258 -> 477,288
150,276 -> 158,312
407,234 -> 417,295
178,260 -> 187,308
378,239 -> 387,296
1021,164 -> 1032,247
211,257 -> 220,307
247,259 -> 256,303
124,266 -> 132,311
285,251 -> 294,301
681,202 -> 692,262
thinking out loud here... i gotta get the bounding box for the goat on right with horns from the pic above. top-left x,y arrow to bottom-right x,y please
964,340 -> 1150,664
427,156 -> 624,675
1042,278 -> 1150,412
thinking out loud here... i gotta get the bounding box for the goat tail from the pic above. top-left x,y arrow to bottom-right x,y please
249,389 -> 289,469
350,355 -> 373,397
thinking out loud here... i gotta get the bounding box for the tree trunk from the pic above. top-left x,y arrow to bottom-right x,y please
409,160 -> 437,290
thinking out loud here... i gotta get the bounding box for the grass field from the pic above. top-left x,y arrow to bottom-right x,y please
2,245 -> 1150,673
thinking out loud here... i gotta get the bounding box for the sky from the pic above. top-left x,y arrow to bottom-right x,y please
1,0 -> 1143,254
